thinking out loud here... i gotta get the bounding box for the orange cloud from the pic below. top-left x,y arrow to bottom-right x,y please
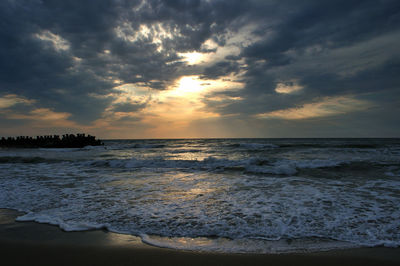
0,94 -> 35,109
275,81 -> 303,94
256,96 -> 373,120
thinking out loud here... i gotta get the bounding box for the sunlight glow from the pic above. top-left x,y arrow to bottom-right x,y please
178,52 -> 204,65
176,76 -> 202,94
102,74 -> 246,138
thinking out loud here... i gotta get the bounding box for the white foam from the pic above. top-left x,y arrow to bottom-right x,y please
141,234 -> 359,254
85,156 -> 344,175
16,213 -> 107,231
3,171 -> 400,250
1,139 -> 400,253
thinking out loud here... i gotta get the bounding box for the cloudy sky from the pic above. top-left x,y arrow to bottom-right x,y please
1,0 -> 399,138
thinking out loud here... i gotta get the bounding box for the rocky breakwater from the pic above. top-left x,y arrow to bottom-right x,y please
0,134 -> 103,148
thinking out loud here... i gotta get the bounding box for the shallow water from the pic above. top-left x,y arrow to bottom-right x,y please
0,138 -> 399,253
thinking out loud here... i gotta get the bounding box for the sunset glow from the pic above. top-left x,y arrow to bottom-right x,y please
178,52 -> 204,65
173,76 -> 203,95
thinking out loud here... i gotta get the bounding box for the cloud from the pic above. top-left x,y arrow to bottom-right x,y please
34,30 -> 70,51
201,61 -> 240,80
9,108 -> 71,121
275,81 -> 303,94
0,0 -> 399,137
256,96 -> 373,120
0,94 -> 35,109
201,1 -> 400,124
111,102 -> 147,113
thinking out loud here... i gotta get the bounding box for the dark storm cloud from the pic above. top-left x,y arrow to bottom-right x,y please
0,0 -> 130,123
241,0 -> 400,62
201,61 -> 240,79
203,0 -> 400,128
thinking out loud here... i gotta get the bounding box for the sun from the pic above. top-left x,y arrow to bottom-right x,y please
166,75 -> 203,97
177,76 -> 202,93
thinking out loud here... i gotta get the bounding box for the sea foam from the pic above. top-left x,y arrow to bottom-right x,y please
1,138 -> 400,253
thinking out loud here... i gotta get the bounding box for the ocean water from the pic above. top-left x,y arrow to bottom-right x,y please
0,138 -> 400,253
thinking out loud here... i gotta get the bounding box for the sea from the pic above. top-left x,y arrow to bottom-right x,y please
1,138 -> 400,253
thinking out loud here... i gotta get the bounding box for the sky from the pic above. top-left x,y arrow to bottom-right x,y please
1,0 -> 400,138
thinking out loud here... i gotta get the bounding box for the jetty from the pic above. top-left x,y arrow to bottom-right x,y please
0,134 -> 103,148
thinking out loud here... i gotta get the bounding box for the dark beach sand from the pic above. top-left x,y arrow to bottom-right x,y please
1,209 -> 399,266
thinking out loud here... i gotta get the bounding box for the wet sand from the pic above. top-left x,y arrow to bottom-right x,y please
1,209 -> 399,266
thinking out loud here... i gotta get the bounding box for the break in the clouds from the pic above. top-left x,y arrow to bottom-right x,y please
0,0 -> 399,138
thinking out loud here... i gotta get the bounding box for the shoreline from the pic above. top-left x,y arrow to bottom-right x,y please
1,209 -> 400,265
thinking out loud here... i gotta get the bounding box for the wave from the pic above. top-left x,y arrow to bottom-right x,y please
85,156 -> 354,175
226,141 -> 395,151
13,210 -> 364,253
2,154 -> 394,178
7,174 -> 400,252
1,138 -> 399,254
131,144 -> 166,149
229,143 -> 279,150
166,149 -> 203,154
277,143 -> 385,149
16,213 -> 108,231
99,142 -> 167,150
140,234 -> 360,254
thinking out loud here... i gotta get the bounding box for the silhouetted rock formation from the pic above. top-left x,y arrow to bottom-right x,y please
0,134 -> 103,148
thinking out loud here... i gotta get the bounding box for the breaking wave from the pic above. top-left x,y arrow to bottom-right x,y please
84,156 -> 355,176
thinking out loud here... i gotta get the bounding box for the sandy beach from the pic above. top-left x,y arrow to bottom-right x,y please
0,209 -> 399,266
